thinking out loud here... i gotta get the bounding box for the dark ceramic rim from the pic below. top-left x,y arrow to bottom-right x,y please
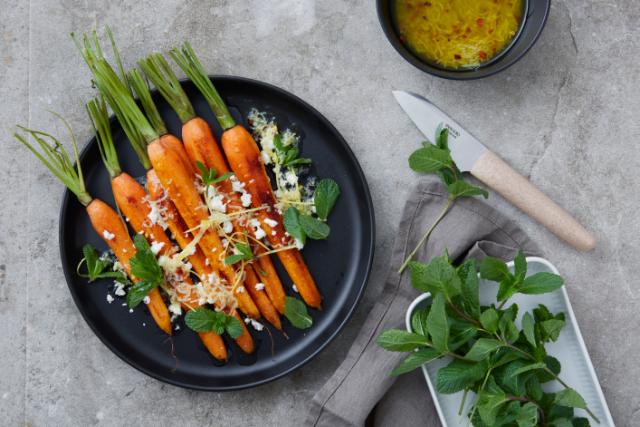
376,0 -> 551,80
58,75 -> 375,391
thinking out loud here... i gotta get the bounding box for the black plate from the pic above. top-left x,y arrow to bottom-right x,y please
377,0 -> 550,80
59,76 -> 375,391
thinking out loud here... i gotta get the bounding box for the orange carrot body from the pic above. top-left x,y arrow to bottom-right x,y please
85,198 -> 172,335
221,125 -> 322,308
146,170 -> 254,354
182,117 -> 286,313
147,139 -> 260,319
244,266 -> 281,330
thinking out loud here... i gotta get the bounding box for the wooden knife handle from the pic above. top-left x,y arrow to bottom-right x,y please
471,150 -> 596,251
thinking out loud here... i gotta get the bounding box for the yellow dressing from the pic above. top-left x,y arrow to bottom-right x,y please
394,0 -> 524,69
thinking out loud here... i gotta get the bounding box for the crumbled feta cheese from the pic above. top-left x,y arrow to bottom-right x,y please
260,150 -> 271,165
222,221 -> 233,234
102,230 -> 115,240
237,286 -> 245,293
294,238 -> 304,250
249,218 -> 266,240
106,294 -> 114,304
114,281 -> 126,296
150,241 -> 165,255
271,230 -> 276,236
244,317 -> 264,331
129,309 -> 134,313
264,218 -> 278,228
255,283 -> 265,291
143,322 -> 146,327
292,284 -> 299,293
168,302 -> 182,316
205,258 -> 210,266
230,175 -> 245,193
175,324 -> 180,331
210,194 -> 227,212
240,192 -> 252,207
143,296 -> 150,305
284,170 -> 298,186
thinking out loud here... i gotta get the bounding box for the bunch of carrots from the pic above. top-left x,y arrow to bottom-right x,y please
14,28 -> 334,363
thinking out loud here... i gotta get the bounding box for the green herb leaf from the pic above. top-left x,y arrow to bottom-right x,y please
427,293 -> 449,352
436,359 -> 487,394
184,307 -> 242,337
284,157 -> 312,167
409,255 -> 460,299
377,329 -> 430,352
522,312 -> 537,348
408,145 -> 453,173
497,279 -> 519,302
554,388 -> 588,410
516,402 -> 539,427
550,419 -> 574,427
511,362 -> 547,377
284,296 -> 313,329
211,171 -> 234,184
480,308 -> 499,334
514,251 -> 527,281
196,161 -> 217,186
283,207 -> 305,244
410,307 -> 430,336
477,377 -> 508,425
391,347 -> 441,376
130,234 -> 163,285
447,180 -> 488,199
300,214 -> 330,240
314,178 -> 341,220
520,272 -> 564,295
541,319 -> 565,341
480,257 -> 511,282
465,338 -> 503,361
224,242 -> 253,265
78,244 -> 130,284
458,259 -> 480,317
126,281 -> 158,308
499,313 -> 520,342
435,125 -> 448,150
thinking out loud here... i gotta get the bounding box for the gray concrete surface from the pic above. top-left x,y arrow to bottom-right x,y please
0,0 -> 637,425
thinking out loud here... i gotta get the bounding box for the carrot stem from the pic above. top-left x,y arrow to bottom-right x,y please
127,67 -> 168,136
87,97 -> 121,179
138,53 -> 195,124
169,42 -> 236,130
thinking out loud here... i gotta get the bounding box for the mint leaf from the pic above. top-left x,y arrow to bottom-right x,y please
126,281 -> 158,308
511,362 -> 547,377
314,178 -> 340,220
465,338 -> 503,361
224,315 -> 243,339
520,272 -> 564,295
391,347 -> 441,376
458,259 -> 480,317
283,207 -> 305,244
78,244 -> 130,284
517,402 -> 539,427
480,308 -> 499,333
514,251 -> 527,281
284,296 -> 313,329
130,234 -> 163,285
477,377 -> 508,425
522,312 -> 537,348
555,388 -> 587,410
541,319 -> 565,341
480,257 -> 511,282
499,313 -> 520,342
410,307 -> 429,336
224,254 -> 245,265
427,293 -> 449,352
447,180 -> 488,199
284,157 -> 312,167
300,214 -> 330,239
211,171 -> 234,184
224,242 -> 253,265
436,359 -> 487,394
377,329 -> 430,351
408,145 -> 453,173
435,125 -> 448,150
550,419 -> 573,427
185,307 -> 240,336
497,279 -> 519,302
196,161 -> 218,186
409,255 -> 460,299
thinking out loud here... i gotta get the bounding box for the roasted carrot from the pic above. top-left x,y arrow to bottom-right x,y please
88,97 -> 228,359
171,43 -> 322,308
141,53 -> 286,314
244,266 -> 281,330
147,169 -> 254,354
13,124 -> 172,334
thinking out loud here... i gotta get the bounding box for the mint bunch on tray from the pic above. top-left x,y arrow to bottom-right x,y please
378,252 -> 599,426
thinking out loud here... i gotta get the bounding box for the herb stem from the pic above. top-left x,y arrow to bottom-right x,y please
458,388 -> 469,416
466,368 -> 492,427
399,198 -> 454,273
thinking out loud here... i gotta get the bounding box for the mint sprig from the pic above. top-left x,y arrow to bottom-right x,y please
378,253 -> 600,425
398,125 -> 488,273
77,244 -> 131,285
196,161 -> 233,186
284,296 -> 313,329
184,307 -> 243,338
127,234 -> 164,308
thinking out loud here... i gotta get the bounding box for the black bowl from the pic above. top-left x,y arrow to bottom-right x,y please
377,0 -> 551,80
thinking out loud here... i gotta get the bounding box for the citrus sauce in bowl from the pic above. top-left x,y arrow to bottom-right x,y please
394,0 -> 525,70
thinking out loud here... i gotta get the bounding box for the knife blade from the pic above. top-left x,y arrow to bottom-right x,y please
393,90 -> 596,251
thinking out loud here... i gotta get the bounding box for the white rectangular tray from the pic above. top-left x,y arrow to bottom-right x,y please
405,257 -> 615,426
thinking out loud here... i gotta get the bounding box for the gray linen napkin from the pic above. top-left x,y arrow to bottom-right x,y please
307,178 -> 541,427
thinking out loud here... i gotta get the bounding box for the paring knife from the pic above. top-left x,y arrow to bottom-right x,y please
393,90 -> 596,251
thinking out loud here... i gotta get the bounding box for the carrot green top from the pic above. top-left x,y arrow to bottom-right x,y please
127,67 -> 168,137
87,96 -> 122,179
169,42 -> 236,131
14,118 -> 92,206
